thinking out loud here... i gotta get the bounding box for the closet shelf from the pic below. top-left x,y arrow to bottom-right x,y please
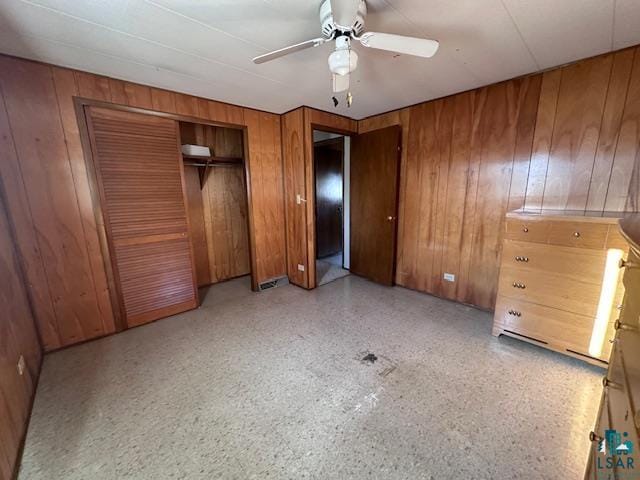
182,154 -> 244,189
182,154 -> 243,164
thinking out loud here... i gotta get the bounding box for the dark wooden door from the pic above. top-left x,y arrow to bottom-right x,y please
86,107 -> 198,327
350,125 -> 402,285
314,139 -> 344,259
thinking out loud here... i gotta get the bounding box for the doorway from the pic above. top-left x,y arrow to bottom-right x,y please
313,130 -> 350,286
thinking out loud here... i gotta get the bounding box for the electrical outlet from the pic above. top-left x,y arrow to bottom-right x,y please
17,355 -> 26,376
297,264 -> 305,272
443,273 -> 455,282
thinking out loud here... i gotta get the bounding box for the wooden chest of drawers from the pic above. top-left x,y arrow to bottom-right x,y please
585,220 -> 640,479
492,211 -> 627,365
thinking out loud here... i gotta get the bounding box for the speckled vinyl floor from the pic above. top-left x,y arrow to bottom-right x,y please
19,276 -> 603,479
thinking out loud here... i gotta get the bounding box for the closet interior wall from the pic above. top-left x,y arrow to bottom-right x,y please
180,122 -> 250,287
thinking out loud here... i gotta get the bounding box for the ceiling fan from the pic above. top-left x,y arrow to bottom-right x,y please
252,0 -> 439,104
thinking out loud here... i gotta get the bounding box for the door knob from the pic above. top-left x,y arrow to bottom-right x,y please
387,216 -> 396,221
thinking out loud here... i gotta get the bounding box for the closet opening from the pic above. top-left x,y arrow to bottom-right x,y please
313,129 -> 351,286
179,121 -> 252,301
78,99 -> 256,330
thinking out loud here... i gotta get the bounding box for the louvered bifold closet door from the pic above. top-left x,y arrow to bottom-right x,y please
87,107 -> 197,327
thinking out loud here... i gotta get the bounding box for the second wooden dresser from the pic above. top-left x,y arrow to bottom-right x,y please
492,210 -> 627,365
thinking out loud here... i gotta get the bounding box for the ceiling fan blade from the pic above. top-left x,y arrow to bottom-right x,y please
358,32 -> 439,58
253,37 -> 326,64
332,73 -> 350,93
330,0 -> 360,29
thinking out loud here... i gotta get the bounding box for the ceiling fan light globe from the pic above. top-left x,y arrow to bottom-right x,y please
328,48 -> 358,76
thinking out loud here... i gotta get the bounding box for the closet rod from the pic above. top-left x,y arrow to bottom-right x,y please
184,162 -> 240,168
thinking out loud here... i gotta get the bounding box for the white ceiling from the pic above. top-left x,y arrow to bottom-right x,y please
1,0 -> 639,119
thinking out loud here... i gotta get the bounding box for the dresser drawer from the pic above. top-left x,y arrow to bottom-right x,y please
615,309 -> 640,421
498,266 -> 604,316
620,287 -> 640,330
547,220 -> 610,249
494,296 -> 614,359
505,217 -> 551,243
605,342 -> 639,455
501,240 -> 609,285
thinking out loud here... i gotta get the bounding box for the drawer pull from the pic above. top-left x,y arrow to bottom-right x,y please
602,376 -> 621,389
573,231 -> 581,238
512,282 -> 526,289
619,258 -> 640,269
589,431 -> 603,443
522,226 -> 529,233
614,319 -> 637,332
515,256 -> 529,262
508,309 -> 522,317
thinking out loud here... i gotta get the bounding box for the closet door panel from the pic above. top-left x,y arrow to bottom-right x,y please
87,107 -> 197,327
116,238 -> 196,326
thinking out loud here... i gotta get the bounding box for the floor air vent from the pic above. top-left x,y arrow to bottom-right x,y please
258,277 -> 288,291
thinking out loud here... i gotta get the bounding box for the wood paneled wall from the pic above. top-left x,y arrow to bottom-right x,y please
244,109 -> 287,285
281,107 -> 357,288
359,45 -> 640,310
0,53 -> 286,350
0,58 -> 116,350
0,191 -> 41,480
526,48 -> 640,212
281,108 -> 307,287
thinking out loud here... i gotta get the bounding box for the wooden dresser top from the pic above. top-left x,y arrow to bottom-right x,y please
507,209 -> 626,225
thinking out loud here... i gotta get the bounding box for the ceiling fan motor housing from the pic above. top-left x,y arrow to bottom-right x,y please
320,0 -> 367,38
